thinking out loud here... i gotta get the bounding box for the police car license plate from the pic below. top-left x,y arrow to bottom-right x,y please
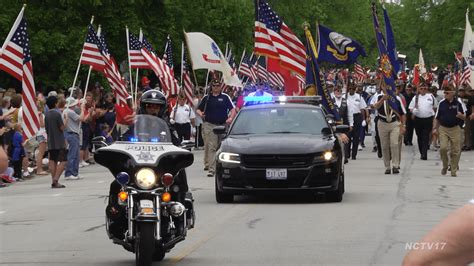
266,169 -> 287,180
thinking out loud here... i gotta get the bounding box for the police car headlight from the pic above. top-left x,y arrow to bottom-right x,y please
323,151 -> 334,161
135,168 -> 157,189
218,152 -> 240,164
313,151 -> 336,163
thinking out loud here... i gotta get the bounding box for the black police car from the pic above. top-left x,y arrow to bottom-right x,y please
213,96 -> 348,203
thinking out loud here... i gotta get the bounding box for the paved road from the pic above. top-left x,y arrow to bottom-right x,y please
1,143 -> 473,266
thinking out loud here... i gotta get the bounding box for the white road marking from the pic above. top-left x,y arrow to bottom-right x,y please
0,211 -> 6,214
97,180 -> 105,184
52,193 -> 62,197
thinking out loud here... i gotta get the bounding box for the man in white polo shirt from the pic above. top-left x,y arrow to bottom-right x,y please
408,80 -> 437,160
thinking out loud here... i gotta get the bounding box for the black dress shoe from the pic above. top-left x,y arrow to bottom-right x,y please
377,152 -> 382,158
385,169 -> 391,174
344,159 -> 349,164
351,156 -> 356,160
392,167 -> 399,174
420,156 -> 427,160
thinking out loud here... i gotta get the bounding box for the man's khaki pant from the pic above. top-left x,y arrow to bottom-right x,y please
202,122 -> 220,172
439,125 -> 461,172
377,120 -> 401,170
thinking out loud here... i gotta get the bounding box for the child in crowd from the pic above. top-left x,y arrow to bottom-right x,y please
100,124 -> 113,144
10,123 -> 25,181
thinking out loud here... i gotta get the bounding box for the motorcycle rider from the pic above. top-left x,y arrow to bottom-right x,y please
106,89 -> 192,240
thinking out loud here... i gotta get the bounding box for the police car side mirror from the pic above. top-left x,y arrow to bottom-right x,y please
326,114 -> 335,126
321,127 -> 332,135
213,126 -> 227,135
335,125 -> 350,134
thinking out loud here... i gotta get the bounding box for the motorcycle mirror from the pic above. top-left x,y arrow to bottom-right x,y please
92,136 -> 108,149
180,140 -> 195,151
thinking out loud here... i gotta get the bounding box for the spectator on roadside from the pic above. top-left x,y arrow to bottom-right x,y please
80,93 -> 95,167
10,123 -> 25,181
63,97 -> 88,180
45,96 -> 67,189
0,146 -> 9,187
35,101 -> 48,175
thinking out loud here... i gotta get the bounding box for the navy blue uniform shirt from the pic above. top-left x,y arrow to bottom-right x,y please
435,98 -> 465,128
198,93 -> 235,125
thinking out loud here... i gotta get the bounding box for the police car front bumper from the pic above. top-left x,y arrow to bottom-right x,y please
216,159 -> 340,193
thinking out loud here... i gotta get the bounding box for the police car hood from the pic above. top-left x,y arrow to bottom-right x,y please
94,142 -> 193,176
221,134 -> 336,154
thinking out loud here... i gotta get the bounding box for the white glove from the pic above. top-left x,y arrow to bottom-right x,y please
191,127 -> 196,136
362,120 -> 367,127
170,119 -> 175,124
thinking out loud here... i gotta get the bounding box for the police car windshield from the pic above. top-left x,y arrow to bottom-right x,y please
230,107 -> 328,135
129,115 -> 172,143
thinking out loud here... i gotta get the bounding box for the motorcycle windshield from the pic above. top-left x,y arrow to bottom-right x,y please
127,114 -> 172,143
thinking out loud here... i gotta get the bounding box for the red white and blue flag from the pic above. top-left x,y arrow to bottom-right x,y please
95,28 -> 130,105
254,0 -> 306,77
0,7 -> 40,139
181,42 -> 194,107
140,32 -> 179,97
127,31 -> 149,69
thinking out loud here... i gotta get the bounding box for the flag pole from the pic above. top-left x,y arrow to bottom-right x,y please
236,48 -> 246,77
71,16 -> 94,93
180,41 -> 184,89
125,26 -> 135,109
183,29 -> 200,88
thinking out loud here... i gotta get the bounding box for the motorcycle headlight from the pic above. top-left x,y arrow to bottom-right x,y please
218,152 -> 240,164
135,168 -> 157,189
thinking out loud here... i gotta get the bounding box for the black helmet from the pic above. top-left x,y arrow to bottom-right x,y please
140,89 -> 167,118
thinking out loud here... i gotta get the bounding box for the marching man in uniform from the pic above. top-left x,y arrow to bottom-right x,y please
170,92 -> 196,143
373,84 -> 407,174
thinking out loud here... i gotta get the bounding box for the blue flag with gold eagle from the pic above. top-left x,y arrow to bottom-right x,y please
371,3 -> 400,114
304,26 -> 341,121
317,24 -> 366,65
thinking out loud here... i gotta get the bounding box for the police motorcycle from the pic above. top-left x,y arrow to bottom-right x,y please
93,114 -> 195,266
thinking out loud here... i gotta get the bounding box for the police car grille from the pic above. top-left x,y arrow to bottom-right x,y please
242,154 -> 313,168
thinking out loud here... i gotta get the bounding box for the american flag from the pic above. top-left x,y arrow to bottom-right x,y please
163,36 -> 175,77
460,58 -> 471,85
128,31 -> 149,69
0,8 -> 39,139
354,63 -> 365,83
80,25 -> 106,72
238,52 -> 254,81
268,71 -> 284,88
295,73 -> 305,96
96,29 -> 130,105
254,0 -> 306,77
140,33 -> 179,97
256,56 -> 268,82
181,43 -> 194,107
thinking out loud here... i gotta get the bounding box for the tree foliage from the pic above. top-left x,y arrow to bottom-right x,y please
0,0 -> 472,91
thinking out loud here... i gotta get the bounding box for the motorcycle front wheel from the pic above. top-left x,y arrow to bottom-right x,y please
135,223 -> 155,266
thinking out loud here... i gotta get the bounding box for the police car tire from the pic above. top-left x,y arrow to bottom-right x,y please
326,174 -> 344,203
215,178 -> 233,203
